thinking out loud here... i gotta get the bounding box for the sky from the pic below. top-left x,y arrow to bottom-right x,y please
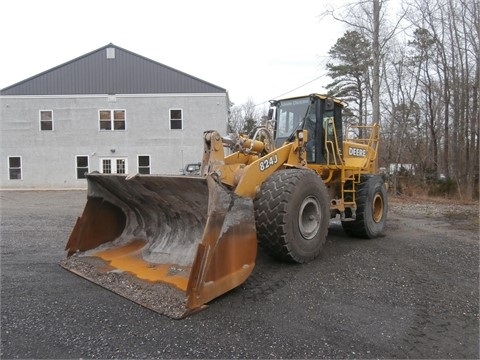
0,0 -> 346,107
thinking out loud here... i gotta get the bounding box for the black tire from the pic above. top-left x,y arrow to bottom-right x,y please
254,169 -> 330,263
342,175 -> 388,238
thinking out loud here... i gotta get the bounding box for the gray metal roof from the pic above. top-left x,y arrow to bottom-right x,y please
0,44 -> 226,95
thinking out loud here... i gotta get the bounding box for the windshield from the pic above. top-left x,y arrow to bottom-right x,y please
275,97 -> 310,138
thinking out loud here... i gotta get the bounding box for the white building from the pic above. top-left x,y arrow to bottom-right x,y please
0,44 -> 229,189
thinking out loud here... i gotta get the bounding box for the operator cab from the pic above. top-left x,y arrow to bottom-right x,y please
269,94 -> 344,164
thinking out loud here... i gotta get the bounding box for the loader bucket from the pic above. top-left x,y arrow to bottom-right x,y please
59,173 -> 257,319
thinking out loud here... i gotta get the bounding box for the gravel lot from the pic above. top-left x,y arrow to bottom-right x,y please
1,190 -> 479,359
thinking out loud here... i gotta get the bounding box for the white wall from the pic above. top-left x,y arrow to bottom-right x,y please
0,93 -> 228,189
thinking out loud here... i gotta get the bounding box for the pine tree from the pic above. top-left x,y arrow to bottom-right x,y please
326,30 -> 372,126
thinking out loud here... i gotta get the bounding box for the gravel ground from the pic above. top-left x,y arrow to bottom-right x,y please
1,190 -> 479,359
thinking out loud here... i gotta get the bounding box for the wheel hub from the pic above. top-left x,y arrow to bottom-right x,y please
298,196 -> 321,240
372,193 -> 384,223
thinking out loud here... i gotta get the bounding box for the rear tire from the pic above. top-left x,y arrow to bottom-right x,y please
254,169 -> 330,263
342,175 -> 388,238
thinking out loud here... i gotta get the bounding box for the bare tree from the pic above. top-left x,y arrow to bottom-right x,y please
228,98 -> 266,135
380,36 -> 425,192
405,0 -> 479,198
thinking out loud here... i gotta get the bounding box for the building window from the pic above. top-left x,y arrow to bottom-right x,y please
99,110 -> 126,130
116,158 -> 126,173
138,155 -> 151,174
102,159 -> 112,173
100,158 -> 127,174
170,109 -> 183,130
40,110 -> 53,130
8,156 -> 22,180
76,156 -> 89,179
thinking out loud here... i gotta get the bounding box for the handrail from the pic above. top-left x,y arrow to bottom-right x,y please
324,117 -> 344,166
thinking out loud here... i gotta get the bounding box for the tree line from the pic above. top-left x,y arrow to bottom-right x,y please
228,0 -> 479,200
325,0 -> 478,200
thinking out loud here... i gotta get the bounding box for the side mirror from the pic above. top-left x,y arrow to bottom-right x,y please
267,108 -> 274,120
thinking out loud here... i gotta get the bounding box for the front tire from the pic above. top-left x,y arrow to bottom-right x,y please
254,169 -> 330,263
342,175 -> 388,238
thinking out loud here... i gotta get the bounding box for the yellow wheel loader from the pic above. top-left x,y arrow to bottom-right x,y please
60,94 -> 387,318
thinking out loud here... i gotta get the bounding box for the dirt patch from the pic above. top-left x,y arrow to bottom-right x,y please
59,255 -> 189,319
389,195 -> 479,232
